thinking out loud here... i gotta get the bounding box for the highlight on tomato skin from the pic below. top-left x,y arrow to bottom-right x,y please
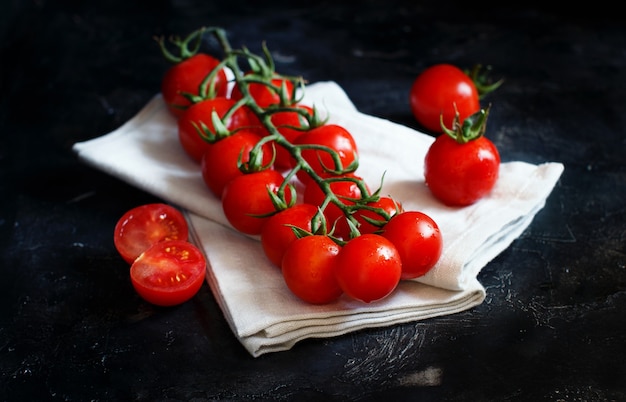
113,203 -> 189,265
130,240 -> 206,307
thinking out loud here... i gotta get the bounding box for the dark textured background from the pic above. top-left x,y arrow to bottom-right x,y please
1,1 -> 625,401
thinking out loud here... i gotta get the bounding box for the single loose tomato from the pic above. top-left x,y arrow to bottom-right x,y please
261,203 -> 322,268
161,53 -> 228,119
424,107 -> 500,206
114,203 -> 188,264
201,130 -> 273,198
293,124 -> 358,185
130,240 -> 206,306
177,97 -> 251,163
221,169 -> 291,235
281,235 -> 343,304
303,174 -> 370,240
334,234 -> 402,303
409,64 -> 480,133
381,211 -> 442,280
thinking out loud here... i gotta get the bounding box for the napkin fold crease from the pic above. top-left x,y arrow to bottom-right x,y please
73,81 -> 564,357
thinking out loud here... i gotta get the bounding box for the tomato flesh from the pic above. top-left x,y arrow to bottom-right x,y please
130,240 -> 206,306
113,203 -> 189,264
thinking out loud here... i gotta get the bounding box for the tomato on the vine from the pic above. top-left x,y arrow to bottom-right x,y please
303,174 -> 369,240
221,169 -> 291,235
231,74 -> 295,109
161,53 -> 228,119
260,203 -> 322,268
292,124 -> 358,185
113,203 -> 189,265
201,130 -> 273,198
264,105 -> 313,170
424,107 -> 500,206
177,97 -> 251,163
130,240 -> 206,306
409,64 -> 480,133
381,211 -> 442,280
334,234 -> 402,303
281,235 -> 342,304
352,196 -> 403,235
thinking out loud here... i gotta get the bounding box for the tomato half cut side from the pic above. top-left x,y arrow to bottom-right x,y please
114,203 -> 189,264
130,240 -> 206,307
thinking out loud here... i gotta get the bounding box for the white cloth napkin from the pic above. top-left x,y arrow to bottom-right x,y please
73,81 -> 564,357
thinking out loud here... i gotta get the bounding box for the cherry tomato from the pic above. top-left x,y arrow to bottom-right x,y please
201,130 -> 273,198
281,235 -> 342,304
177,97 -> 251,163
352,196 -> 403,235
409,64 -> 480,133
231,75 -> 295,109
293,124 -> 358,185
303,174 -> 369,240
261,203 -> 321,268
265,105 -> 313,170
423,108 -> 500,206
130,240 -> 206,306
161,53 -> 228,119
221,169 -> 291,235
381,211 -> 442,280
113,203 -> 188,265
334,234 -> 402,303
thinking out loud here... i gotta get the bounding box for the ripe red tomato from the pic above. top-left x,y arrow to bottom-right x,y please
231,75 -> 295,109
381,211 -> 442,280
130,240 -> 206,306
352,196 -> 403,235
265,105 -> 313,170
221,169 -> 291,235
423,110 -> 500,206
409,64 -> 480,133
334,234 -> 402,303
303,174 -> 369,240
292,124 -> 358,185
161,53 -> 228,119
260,203 -> 322,268
201,130 -> 273,198
281,235 -> 343,304
113,203 -> 189,264
177,97 -> 251,163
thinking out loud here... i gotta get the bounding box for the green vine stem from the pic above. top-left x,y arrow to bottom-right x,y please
199,27 -> 394,242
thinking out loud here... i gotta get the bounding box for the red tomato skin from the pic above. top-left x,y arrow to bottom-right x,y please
177,97 -> 251,163
113,203 -> 189,265
303,174 -> 369,240
261,203 -> 321,268
130,240 -> 206,307
281,235 -> 343,304
161,53 -> 228,119
381,211 -> 443,280
265,105 -> 313,170
334,234 -> 402,303
409,64 -> 480,133
353,196 -> 403,235
221,170 -> 290,235
201,130 -> 273,198
424,133 -> 500,206
293,124 -> 358,185
231,76 -> 295,109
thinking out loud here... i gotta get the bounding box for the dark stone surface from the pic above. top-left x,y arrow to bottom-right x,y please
1,1 -> 624,401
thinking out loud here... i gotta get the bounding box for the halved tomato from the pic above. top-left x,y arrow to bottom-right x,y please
130,240 -> 206,306
113,203 -> 189,264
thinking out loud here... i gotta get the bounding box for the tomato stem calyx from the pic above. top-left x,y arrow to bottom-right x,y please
441,104 -> 491,144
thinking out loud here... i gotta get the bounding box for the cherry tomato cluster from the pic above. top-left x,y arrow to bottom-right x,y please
113,203 -> 206,306
150,27 -> 445,305
410,64 -> 503,206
